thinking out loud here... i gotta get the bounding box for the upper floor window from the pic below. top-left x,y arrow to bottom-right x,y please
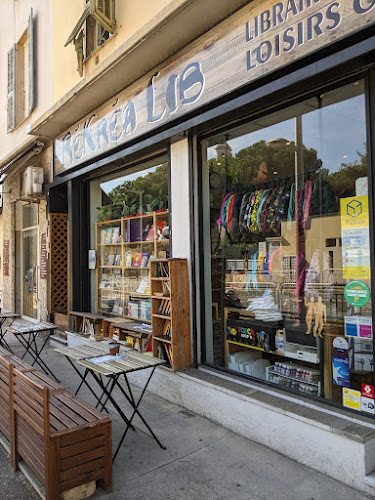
7,8 -> 34,133
65,0 -> 115,76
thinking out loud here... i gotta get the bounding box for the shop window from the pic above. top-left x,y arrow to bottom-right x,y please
89,158 -> 169,323
202,79 -> 373,412
7,9 -> 34,132
64,0 -> 115,72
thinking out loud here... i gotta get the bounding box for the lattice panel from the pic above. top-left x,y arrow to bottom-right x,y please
49,214 -> 69,313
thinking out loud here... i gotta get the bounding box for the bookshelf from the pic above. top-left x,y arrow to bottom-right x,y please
150,259 -> 191,371
96,211 -> 169,322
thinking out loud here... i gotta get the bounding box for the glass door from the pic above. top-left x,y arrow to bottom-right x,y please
22,227 -> 38,319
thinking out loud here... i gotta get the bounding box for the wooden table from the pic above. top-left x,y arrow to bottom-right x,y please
55,341 -> 166,461
6,322 -> 59,381
0,312 -> 20,352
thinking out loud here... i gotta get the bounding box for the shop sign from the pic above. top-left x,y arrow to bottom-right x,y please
54,0 -> 375,174
343,387 -> 361,410
344,281 -> 370,307
3,240 -> 9,277
40,233 -> 47,280
361,384 -> 375,414
340,196 -> 370,279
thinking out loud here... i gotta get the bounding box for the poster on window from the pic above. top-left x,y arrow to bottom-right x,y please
340,196 -> 370,280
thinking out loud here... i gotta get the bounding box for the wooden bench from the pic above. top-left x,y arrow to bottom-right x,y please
0,350 -> 112,500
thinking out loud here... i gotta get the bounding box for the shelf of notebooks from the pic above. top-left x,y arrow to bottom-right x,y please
95,211 -> 169,323
150,259 -> 191,371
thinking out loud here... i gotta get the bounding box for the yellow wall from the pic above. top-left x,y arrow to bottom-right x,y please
54,0 -> 174,102
0,0 -> 53,164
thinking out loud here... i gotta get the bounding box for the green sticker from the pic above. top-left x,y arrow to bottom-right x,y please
344,281 -> 370,307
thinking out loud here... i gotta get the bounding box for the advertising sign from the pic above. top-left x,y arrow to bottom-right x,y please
340,196 -> 370,279
361,384 -> 375,415
343,388 -> 361,411
332,337 -> 350,387
3,240 -> 9,277
345,315 -> 373,338
344,281 -> 370,308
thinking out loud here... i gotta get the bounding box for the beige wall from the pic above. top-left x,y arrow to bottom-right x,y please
54,0 -> 174,102
0,0 -> 53,165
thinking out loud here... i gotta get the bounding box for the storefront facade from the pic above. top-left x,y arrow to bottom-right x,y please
37,0 -> 375,492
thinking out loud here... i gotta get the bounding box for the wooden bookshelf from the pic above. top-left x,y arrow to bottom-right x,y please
150,259 -> 191,371
95,211 -> 169,322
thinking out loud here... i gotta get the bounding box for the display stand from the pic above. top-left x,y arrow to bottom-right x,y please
150,259 -> 191,370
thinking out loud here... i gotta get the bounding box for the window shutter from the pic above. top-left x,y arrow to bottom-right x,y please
7,45 -> 16,133
91,0 -> 114,34
27,8 -> 34,115
64,4 -> 90,46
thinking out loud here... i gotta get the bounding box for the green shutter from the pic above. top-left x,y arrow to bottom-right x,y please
64,4 -> 90,46
7,45 -> 16,133
27,8 -> 34,115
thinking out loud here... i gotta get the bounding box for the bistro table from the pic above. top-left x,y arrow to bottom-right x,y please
0,312 -> 20,352
6,322 -> 59,381
55,341 -> 166,460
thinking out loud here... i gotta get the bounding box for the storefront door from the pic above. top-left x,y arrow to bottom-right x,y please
21,226 -> 38,319
16,202 -> 39,320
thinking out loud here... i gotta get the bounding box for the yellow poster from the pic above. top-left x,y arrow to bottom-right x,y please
343,388 -> 361,411
340,196 -> 370,280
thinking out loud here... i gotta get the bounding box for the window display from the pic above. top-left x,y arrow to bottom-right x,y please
90,160 -> 169,322
202,79 -> 373,410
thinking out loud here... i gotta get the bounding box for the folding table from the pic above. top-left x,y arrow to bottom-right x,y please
6,322 -> 59,381
55,341 -> 166,460
0,313 -> 20,352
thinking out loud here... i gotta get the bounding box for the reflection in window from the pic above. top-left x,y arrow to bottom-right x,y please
204,80 -> 371,409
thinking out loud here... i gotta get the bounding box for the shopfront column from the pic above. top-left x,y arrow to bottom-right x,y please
170,138 -> 191,260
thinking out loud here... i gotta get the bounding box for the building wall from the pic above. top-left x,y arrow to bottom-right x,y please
53,0 -> 176,102
2,147 -> 53,320
0,0 -> 53,164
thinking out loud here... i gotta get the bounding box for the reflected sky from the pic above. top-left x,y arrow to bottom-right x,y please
208,94 -> 366,174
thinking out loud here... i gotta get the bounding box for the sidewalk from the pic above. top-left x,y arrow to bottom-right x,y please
0,328 -> 373,500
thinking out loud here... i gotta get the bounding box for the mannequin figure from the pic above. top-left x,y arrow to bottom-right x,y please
304,296 -> 315,335
313,296 -> 326,338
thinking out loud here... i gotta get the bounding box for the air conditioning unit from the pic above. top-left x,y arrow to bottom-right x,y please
22,166 -> 44,197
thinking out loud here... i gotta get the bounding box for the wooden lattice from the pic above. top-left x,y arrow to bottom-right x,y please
49,213 -> 69,313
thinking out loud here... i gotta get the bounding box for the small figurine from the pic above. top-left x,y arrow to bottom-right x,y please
304,296 -> 315,335
313,296 -> 326,338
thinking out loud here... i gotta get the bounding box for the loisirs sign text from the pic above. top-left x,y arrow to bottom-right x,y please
54,0 -> 375,173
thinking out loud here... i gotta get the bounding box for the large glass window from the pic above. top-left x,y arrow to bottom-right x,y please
202,79 -> 373,410
89,159 -> 169,323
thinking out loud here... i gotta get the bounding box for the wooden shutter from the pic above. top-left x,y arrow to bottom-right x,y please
7,45 -> 16,133
27,8 -> 34,115
64,4 -> 90,46
91,0 -> 114,34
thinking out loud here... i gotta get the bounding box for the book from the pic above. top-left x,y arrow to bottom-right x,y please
145,224 -> 154,241
140,252 -> 150,268
132,252 -> 142,267
125,252 -> 133,267
142,223 -> 152,241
